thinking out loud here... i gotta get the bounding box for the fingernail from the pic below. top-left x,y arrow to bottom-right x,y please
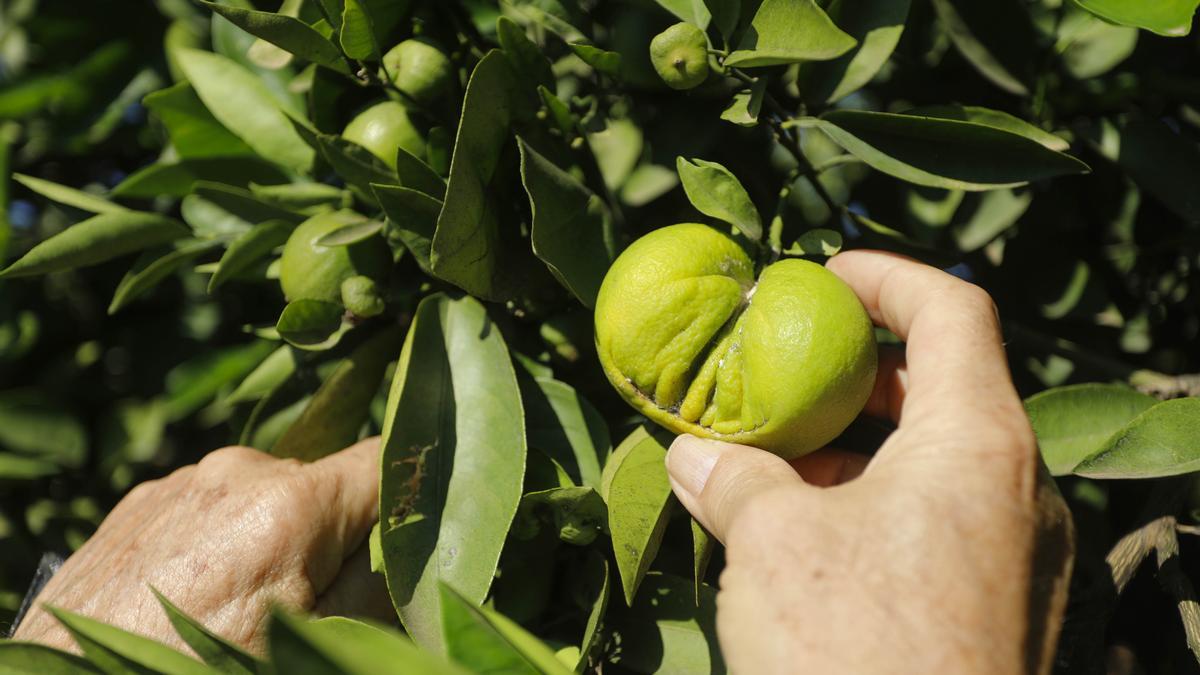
666,434 -> 721,499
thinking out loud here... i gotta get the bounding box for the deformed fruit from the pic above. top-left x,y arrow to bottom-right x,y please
594,223 -> 877,458
649,23 -> 710,90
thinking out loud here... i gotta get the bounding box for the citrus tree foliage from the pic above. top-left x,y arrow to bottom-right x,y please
2,0 -> 1200,672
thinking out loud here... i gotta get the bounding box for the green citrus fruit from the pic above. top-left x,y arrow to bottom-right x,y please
279,210 -> 391,305
342,101 -> 425,170
341,275 -> 386,318
649,23 -> 710,90
594,223 -> 877,458
382,38 -> 454,106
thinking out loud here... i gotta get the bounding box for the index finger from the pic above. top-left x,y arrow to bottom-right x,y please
826,251 -> 1028,440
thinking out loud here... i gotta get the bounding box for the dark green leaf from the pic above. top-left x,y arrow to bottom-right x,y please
518,486 -> 607,545
1025,383 -> 1158,475
603,425 -> 674,605
807,110 -> 1089,191
0,642 -> 101,673
677,157 -> 763,241
906,105 -> 1069,152
379,294 -> 527,649
315,220 -> 384,247
12,174 -> 126,214
194,182 -> 306,225
175,48 -> 314,172
929,0 -> 1035,95
784,227 -> 842,255
199,1 -> 350,72
164,341 -> 277,421
439,583 -> 572,675
47,606 -> 217,675
151,588 -> 260,675
111,157 -> 290,198
725,0 -> 856,67
1087,118 -> 1200,224
339,0 -> 379,60
109,239 -> 221,314
276,300 -> 347,349
521,376 -> 609,489
393,149 -> 447,199
268,612 -> 468,675
692,518 -> 715,605
226,345 -> 298,405
208,220 -> 294,292
272,326 -> 400,461
143,82 -> 256,160
1072,0 -> 1199,36
250,182 -> 351,213
605,573 -> 725,674
575,554 -> 610,671
569,44 -> 622,77
1056,10 -> 1138,79
0,212 -> 190,279
290,119 -> 397,205
798,0 -> 911,103
0,392 -> 87,467
720,78 -> 766,127
373,184 -> 442,272
497,16 -> 556,93
1073,398 -> 1200,479
518,139 -> 615,307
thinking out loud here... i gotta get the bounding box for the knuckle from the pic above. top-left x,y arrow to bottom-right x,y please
196,445 -> 263,473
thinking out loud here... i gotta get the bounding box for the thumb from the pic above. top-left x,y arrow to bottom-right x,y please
305,436 -> 382,593
666,434 -> 805,543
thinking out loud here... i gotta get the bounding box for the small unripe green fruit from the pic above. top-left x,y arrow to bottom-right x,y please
382,38 -> 454,106
649,23 -> 710,90
342,101 -> 425,170
341,275 -> 386,318
594,223 -> 877,458
279,211 -> 390,306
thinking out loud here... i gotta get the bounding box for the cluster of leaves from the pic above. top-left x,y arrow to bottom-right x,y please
2,0 -> 1200,672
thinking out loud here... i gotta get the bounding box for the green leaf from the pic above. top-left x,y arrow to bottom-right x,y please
111,157 -> 289,198
604,425 -> 675,605
569,44 -> 622,77
1073,398 -> 1200,479
289,119 -> 396,205
276,300 -> 347,349
193,181 -> 306,226
1087,118 -> 1200,224
952,188 -> 1031,251
520,376 -> 609,489
269,612 -> 469,675
226,345 -> 297,405
250,182 -> 351,213
47,606 -> 218,675
0,642 -> 100,673
143,82 -> 256,160
430,51 -> 537,302
199,2 -> 350,72
928,0 -> 1036,95
439,583 -> 573,675
905,105 -> 1069,152
379,294 -> 527,649
109,239 -> 221,314
1025,384 -> 1159,476
798,0 -> 911,103
12,174 -> 127,214
339,0 -> 380,60
316,220 -> 384,247
208,220 -> 294,293
605,573 -> 725,674
175,48 -> 314,173
692,518 -> 716,606
654,0 -> 713,30
1072,0 -> 1199,36
0,453 -> 58,480
676,157 -> 763,241
720,77 -> 766,127
0,392 -> 87,467
784,227 -> 842,256
164,341 -> 277,421
393,149 -> 447,199
575,554 -> 610,672
272,326 -> 400,462
151,588 -> 260,675
0,212 -> 190,279
806,110 -> 1089,191
373,184 -> 442,272
518,138 -> 615,308
725,0 -> 856,68
1056,10 -> 1138,79
497,16 -> 556,93
517,486 -> 608,545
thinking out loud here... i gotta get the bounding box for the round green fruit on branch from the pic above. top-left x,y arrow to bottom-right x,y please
341,275 -> 386,318
649,23 -> 710,90
342,101 -> 425,170
382,38 -> 454,106
279,210 -> 391,306
594,223 -> 877,458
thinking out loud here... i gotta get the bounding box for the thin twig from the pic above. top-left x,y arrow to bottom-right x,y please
1154,518 -> 1200,664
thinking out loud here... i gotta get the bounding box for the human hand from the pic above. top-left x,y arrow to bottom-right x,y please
665,251 -> 1074,674
11,438 -> 389,653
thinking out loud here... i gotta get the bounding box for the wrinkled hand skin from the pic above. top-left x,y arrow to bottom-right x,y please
12,438 -> 391,654
666,251 -> 1074,675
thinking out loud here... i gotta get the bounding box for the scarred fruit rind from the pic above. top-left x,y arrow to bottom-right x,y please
342,101 -> 425,170
279,210 -> 391,306
649,23 -> 710,90
382,38 -> 454,106
594,223 -> 877,458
